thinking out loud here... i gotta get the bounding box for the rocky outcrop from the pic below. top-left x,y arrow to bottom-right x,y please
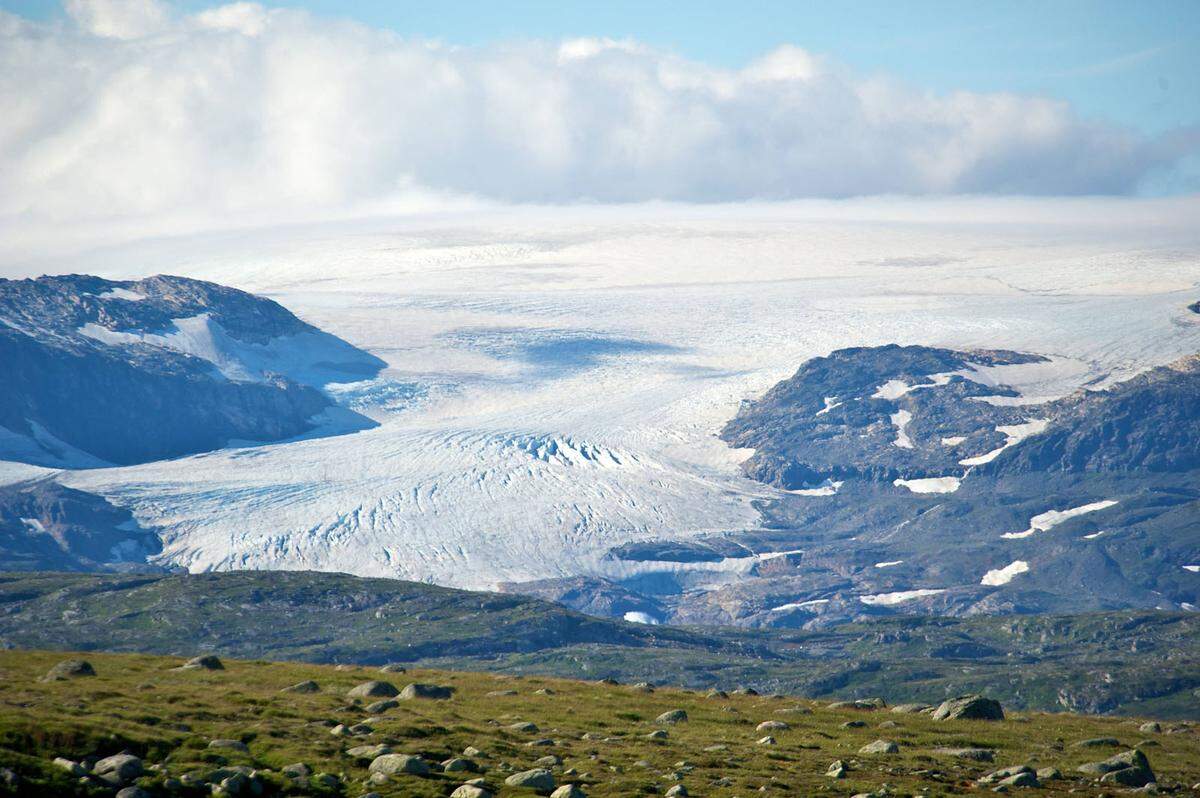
0,274 -> 383,467
0,478 -> 163,572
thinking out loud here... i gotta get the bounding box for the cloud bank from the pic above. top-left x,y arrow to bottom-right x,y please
1,0 -> 1196,231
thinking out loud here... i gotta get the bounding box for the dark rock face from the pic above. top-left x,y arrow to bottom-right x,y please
0,274 -> 384,467
0,478 -> 163,572
721,344 -> 1046,488
987,356 -> 1200,474
504,345 -> 1199,631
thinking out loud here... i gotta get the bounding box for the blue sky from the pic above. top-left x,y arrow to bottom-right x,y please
8,0 -> 1198,135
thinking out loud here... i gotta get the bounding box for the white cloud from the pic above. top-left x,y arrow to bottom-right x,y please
0,0 -> 1194,233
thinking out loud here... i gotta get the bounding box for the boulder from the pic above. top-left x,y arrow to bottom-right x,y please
646,730 -> 668,740
379,663 -> 407,673
932,694 -> 1004,721
365,699 -> 398,714
1036,767 -> 1061,781
551,785 -> 586,798
93,753 -> 143,786
890,703 -> 931,714
348,745 -> 393,759
368,754 -> 430,777
488,690 -> 518,697
281,763 -> 311,778
826,760 -> 847,779
41,659 -> 95,681
347,681 -> 399,699
756,720 -> 789,731
282,680 -> 319,693
1078,749 -> 1155,787
665,786 -> 688,798
116,788 -> 152,798
997,771 -> 1039,788
178,655 -> 223,671
655,709 -> 688,725
979,765 -> 1033,786
400,683 -> 453,700
52,757 -> 86,776
443,758 -> 479,773
208,739 -> 249,753
934,747 -> 995,762
757,736 -> 776,745
841,720 -> 867,728
451,786 -> 495,798
505,768 -> 556,792
509,721 -> 539,733
1139,722 -> 1162,734
1074,737 -> 1120,747
858,739 -> 899,755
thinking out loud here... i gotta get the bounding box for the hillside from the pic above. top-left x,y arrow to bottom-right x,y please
1,649 -> 1198,797
1,571 -> 1198,718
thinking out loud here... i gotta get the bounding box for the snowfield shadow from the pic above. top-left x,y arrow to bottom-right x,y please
439,326 -> 683,377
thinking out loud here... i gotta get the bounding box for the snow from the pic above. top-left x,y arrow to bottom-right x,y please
623,611 -> 660,625
1083,530 -> 1106,540
890,409 -> 914,448
959,419 -> 1049,466
872,380 -> 912,400
12,205 -> 1196,590
79,315 -> 378,388
785,480 -> 843,497
96,287 -> 147,301
771,598 -> 830,612
940,436 -> 966,446
894,476 -> 960,494
20,518 -> 46,534
874,560 -> 903,568
1184,565 -> 1200,573
1002,499 -> 1119,540
859,588 -> 947,606
816,396 -> 842,416
981,560 -> 1030,586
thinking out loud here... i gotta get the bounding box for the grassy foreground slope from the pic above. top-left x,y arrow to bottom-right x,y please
1,649 -> 1198,797
1,572 -> 1198,717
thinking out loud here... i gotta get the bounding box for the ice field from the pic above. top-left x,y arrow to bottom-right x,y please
8,200 -> 1200,589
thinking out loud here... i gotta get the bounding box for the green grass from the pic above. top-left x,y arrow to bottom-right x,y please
1,649 -> 1197,797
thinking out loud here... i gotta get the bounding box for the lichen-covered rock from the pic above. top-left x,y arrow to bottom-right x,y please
400,683 -> 453,700
347,680 -> 399,699
932,694 -> 1004,721
504,768 -> 556,792
41,659 -> 96,681
656,709 -> 688,724
368,754 -> 430,777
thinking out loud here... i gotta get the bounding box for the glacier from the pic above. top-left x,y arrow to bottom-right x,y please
1,201 -> 1196,591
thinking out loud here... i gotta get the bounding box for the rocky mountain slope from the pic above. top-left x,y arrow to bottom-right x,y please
0,274 -> 384,468
505,345 -> 1200,628
1,571 -> 1197,717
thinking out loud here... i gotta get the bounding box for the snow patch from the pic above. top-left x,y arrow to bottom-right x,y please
890,409 -> 914,448
981,559 -> 1030,586
20,518 -> 46,534
874,560 -> 903,568
623,611 -> 660,625
96,287 -> 147,301
859,588 -> 946,605
1082,530 -> 1106,540
1002,499 -> 1119,539
872,380 -> 912,400
940,436 -> 966,446
1183,565 -> 1200,573
816,396 -> 842,416
959,418 -> 1049,466
894,476 -> 960,494
785,479 -> 842,497
771,598 -> 830,612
